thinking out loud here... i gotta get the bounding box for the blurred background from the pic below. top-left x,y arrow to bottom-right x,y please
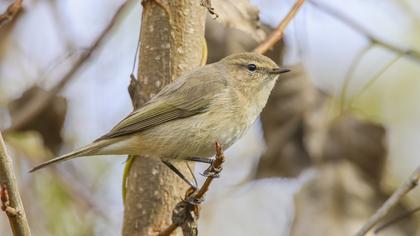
1,0 -> 420,235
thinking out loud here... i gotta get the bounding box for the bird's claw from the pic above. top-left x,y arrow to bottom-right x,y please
184,196 -> 204,205
201,166 -> 223,178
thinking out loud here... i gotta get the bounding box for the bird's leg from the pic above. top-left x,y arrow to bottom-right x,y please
180,156 -> 214,164
162,160 -> 197,190
201,142 -> 224,178
201,164 -> 223,178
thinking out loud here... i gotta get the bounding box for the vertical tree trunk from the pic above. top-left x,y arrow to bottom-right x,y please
122,1 -> 206,235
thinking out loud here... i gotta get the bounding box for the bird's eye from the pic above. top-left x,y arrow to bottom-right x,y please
247,64 -> 257,72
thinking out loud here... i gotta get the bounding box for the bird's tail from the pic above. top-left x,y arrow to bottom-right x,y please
29,140 -> 111,172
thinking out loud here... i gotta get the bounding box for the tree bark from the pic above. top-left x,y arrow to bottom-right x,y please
122,1 -> 206,235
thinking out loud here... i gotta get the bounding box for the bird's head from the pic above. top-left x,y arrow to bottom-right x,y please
218,52 -> 290,94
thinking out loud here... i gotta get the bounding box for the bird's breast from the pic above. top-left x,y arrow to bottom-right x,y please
201,91 -> 255,149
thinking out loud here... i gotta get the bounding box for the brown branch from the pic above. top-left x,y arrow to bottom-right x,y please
200,0 -> 219,18
375,205 -> 420,234
3,0 -> 134,133
0,0 -> 23,27
0,132 -> 31,236
355,166 -> 420,236
158,224 -> 179,236
308,0 -> 420,63
158,142 -> 225,236
253,0 -> 305,54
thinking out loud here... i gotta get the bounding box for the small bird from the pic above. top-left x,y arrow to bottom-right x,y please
30,52 -> 289,182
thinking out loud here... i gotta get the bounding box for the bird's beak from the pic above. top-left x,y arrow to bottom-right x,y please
269,67 -> 290,74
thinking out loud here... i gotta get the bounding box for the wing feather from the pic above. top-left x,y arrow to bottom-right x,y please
96,68 -> 226,141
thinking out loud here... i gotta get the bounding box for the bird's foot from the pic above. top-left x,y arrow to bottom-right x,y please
201,165 -> 222,178
184,196 -> 204,205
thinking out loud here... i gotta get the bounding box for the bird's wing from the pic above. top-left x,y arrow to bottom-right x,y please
96,71 -> 226,141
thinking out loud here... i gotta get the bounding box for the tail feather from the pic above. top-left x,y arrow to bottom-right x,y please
29,140 -> 110,172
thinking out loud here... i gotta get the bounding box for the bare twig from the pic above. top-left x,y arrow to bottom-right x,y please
254,0 -> 305,54
308,0 -> 420,63
339,45 -> 402,113
355,166 -> 420,236
339,43 -> 373,114
158,224 -> 179,236
4,0 -> 134,133
348,53 -> 402,105
158,142 -> 225,236
0,0 -> 23,27
375,205 -> 420,234
0,132 -> 31,236
200,0 -> 219,18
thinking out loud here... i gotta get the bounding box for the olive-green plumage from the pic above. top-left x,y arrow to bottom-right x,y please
30,52 -> 289,172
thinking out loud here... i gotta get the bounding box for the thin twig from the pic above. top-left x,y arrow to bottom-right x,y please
355,166 -> 420,236
3,0 -> 135,133
158,224 -> 179,236
200,0 -> 219,18
348,53 -> 402,105
158,142 -> 225,236
340,46 -> 402,113
374,205 -> 420,234
0,0 -> 23,27
308,0 -> 420,63
0,132 -> 31,236
339,43 -> 373,114
254,0 -> 305,54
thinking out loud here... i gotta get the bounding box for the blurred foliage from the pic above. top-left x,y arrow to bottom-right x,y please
8,86 -> 67,153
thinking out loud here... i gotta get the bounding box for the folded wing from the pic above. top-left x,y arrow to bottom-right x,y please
96,70 -> 226,141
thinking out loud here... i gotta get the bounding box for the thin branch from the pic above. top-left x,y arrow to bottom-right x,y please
158,224 -> 179,236
340,45 -> 402,114
355,166 -> 420,236
254,0 -> 305,54
158,142 -> 225,236
3,0 -> 134,133
0,0 -> 23,27
348,53 -> 402,106
0,132 -> 31,236
374,205 -> 420,234
308,0 -> 420,63
200,0 -> 219,18
338,43 -> 373,114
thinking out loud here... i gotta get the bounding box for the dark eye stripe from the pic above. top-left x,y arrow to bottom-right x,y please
247,64 -> 257,72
